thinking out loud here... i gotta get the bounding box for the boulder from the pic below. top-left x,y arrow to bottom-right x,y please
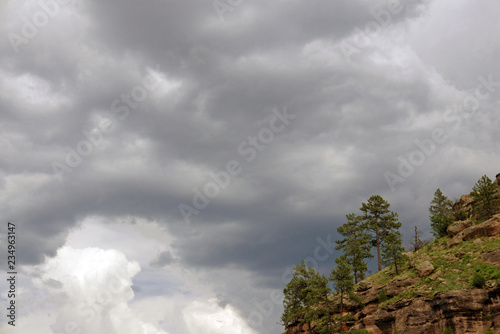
447,220 -> 472,236
463,214 -> 500,239
416,260 -> 434,278
357,280 -> 373,292
449,214 -> 500,246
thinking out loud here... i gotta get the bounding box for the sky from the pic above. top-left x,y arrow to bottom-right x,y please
0,0 -> 500,333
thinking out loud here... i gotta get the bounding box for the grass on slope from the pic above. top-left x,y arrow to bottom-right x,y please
361,235 -> 500,308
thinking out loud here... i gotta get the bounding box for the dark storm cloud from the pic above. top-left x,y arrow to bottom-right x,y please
1,3 -> 500,332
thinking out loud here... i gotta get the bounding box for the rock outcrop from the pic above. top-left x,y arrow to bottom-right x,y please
452,194 -> 475,220
447,220 -> 472,236
371,287 -> 500,334
285,230 -> 500,334
449,214 -> 500,247
285,285 -> 500,334
284,173 -> 500,334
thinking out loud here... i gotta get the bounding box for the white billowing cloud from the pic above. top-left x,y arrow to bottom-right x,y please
0,223 -> 261,334
183,298 -> 258,334
14,246 -> 169,334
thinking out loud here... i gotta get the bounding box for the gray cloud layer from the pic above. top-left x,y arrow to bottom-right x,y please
1,0 -> 500,332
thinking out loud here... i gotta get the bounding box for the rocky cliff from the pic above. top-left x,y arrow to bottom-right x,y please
285,215 -> 500,334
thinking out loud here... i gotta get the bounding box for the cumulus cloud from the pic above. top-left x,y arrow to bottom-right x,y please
1,246 -> 168,334
183,298 -> 257,334
0,229 -> 259,334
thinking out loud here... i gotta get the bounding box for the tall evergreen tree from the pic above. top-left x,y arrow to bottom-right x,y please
360,195 -> 401,272
281,261 -> 330,331
429,188 -> 453,237
336,213 -> 373,283
329,255 -> 353,334
471,175 -> 500,221
381,231 -> 405,275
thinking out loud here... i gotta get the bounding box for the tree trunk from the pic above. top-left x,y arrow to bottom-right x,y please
325,291 -> 333,333
340,290 -> 344,334
376,228 -> 381,272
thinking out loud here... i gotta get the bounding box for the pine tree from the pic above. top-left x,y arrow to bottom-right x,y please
281,261 -> 330,331
307,272 -> 332,333
381,231 -> 405,275
360,195 -> 401,272
336,213 -> 373,283
329,255 -> 353,334
471,175 -> 500,221
429,189 -> 453,237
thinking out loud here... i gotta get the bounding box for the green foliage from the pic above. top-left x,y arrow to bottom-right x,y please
442,329 -> 455,334
281,261 -> 330,328
348,291 -> 364,307
360,195 -> 401,272
471,175 -> 499,221
333,313 -> 356,322
485,328 -> 493,334
471,272 -> 486,288
312,316 -> 334,334
349,330 -> 373,334
336,213 -> 374,283
378,288 -> 388,303
474,263 -> 500,280
330,255 -> 354,334
381,231 -> 405,275
330,255 -> 354,295
429,189 -> 454,237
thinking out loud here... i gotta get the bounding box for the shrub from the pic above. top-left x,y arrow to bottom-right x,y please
442,329 -> 455,334
378,288 -> 388,303
471,272 -> 486,288
485,329 -> 493,334
474,263 -> 500,280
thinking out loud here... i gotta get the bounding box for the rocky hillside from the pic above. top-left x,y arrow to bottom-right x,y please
285,214 -> 500,334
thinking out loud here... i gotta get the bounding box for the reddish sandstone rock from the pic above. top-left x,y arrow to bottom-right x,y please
447,220 -> 472,236
449,214 -> 500,247
416,260 -> 434,278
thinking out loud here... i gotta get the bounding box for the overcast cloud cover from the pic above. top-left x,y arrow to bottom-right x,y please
1,0 -> 500,333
